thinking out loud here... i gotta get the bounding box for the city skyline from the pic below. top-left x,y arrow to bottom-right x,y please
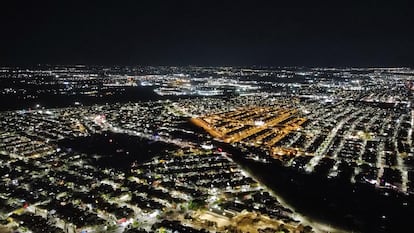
1,1 -> 414,233
0,66 -> 413,233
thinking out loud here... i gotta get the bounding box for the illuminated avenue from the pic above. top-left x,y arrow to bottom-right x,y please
0,66 -> 414,233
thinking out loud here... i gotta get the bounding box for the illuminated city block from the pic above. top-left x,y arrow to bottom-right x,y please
191,106 -> 307,159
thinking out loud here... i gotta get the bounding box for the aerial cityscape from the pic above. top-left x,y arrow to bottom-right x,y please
1,1 -> 413,233
0,66 -> 413,233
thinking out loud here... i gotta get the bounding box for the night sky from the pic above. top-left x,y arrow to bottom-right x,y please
0,1 -> 413,67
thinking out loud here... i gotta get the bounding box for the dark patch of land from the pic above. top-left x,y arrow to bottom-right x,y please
57,132 -> 178,170
0,86 -> 159,111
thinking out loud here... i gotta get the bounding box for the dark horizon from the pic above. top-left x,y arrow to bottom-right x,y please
1,64 -> 414,70
1,1 -> 413,67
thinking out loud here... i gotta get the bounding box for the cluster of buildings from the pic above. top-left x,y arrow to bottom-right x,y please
0,100 -> 315,232
0,66 -> 414,232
